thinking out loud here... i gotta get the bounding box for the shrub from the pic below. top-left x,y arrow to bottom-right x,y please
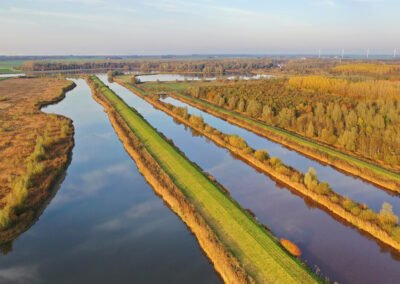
32,136 -> 45,161
228,135 -> 248,149
213,129 -> 221,135
304,168 -> 318,190
188,115 -> 205,129
351,207 -> 361,216
280,239 -> 302,257
342,198 -> 357,211
391,227 -> 400,242
0,210 -> 10,229
378,202 -> 399,229
204,125 -> 214,133
330,196 -> 339,203
290,172 -> 302,183
243,147 -> 254,154
276,165 -> 291,176
314,182 -> 331,195
254,150 -> 270,161
359,209 -> 378,222
269,157 -> 283,168
172,106 -> 189,119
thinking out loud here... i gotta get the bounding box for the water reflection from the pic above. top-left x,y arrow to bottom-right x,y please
100,75 -> 400,284
0,78 -> 220,284
161,96 -> 400,216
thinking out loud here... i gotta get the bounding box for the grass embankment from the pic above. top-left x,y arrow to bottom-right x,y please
122,79 -> 400,193
117,79 -> 400,253
88,75 -> 320,284
0,77 -> 75,244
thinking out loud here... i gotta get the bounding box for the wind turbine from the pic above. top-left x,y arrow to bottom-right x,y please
318,49 -> 321,59
366,48 -> 370,59
394,48 -> 397,58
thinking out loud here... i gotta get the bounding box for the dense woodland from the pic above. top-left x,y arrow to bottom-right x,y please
20,58 -> 279,74
184,76 -> 400,169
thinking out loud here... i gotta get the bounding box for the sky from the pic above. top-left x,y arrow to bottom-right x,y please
1,0 -> 400,56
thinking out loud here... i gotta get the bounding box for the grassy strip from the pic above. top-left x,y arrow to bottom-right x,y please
118,79 -> 400,254
131,80 -> 400,191
89,75 -> 320,284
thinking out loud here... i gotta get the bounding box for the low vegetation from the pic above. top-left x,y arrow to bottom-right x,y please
88,75 -> 320,283
0,77 -> 74,243
127,76 -> 400,192
117,78 -> 400,252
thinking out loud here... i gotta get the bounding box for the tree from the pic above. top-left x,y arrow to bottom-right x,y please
246,100 -> 263,118
306,121 -> 315,137
378,202 -> 399,230
262,105 -> 273,124
237,100 -> 246,112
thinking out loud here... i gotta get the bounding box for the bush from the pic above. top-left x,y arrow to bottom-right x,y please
359,209 -> 378,222
378,202 -> 399,229
290,172 -> 302,183
0,210 -> 10,229
269,157 -> 283,168
276,165 -> 291,176
351,207 -> 361,216
228,135 -> 248,149
254,150 -> 269,161
314,182 -> 331,195
213,129 -> 221,135
330,196 -> 339,203
204,125 -> 214,133
243,147 -> 253,154
342,198 -> 357,211
304,168 -> 318,190
188,115 -> 205,129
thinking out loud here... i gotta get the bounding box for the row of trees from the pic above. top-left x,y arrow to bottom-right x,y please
20,58 -> 279,74
163,101 -> 400,240
289,76 -> 400,101
185,78 -> 400,167
333,63 -> 400,76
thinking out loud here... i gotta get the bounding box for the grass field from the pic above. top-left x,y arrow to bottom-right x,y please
131,79 -> 400,185
0,60 -> 25,74
90,75 -> 320,283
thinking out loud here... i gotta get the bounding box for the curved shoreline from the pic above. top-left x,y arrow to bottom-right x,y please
0,79 -> 75,244
133,82 -> 400,193
116,80 -> 400,253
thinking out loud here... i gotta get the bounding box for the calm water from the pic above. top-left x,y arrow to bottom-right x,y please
0,79 -> 220,284
136,73 -> 274,82
161,97 -> 400,216
100,75 -> 400,284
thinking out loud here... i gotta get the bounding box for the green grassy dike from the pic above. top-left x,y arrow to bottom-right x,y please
126,80 -> 400,188
88,75 -> 320,284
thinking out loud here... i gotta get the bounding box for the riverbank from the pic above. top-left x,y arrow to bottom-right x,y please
116,79 -> 400,253
0,77 -> 75,243
88,75 -> 320,283
122,79 -> 400,193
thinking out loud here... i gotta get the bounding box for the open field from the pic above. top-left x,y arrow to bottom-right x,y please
88,75 -> 320,283
0,77 -> 75,242
0,60 -> 25,74
123,78 -> 400,192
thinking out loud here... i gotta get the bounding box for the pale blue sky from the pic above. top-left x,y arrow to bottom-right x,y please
1,0 -> 399,55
